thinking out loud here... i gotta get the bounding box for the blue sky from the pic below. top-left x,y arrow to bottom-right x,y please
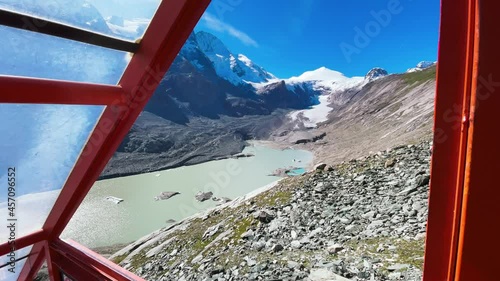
195,0 -> 440,78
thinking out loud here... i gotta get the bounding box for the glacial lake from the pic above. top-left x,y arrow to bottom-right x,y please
62,144 -> 312,248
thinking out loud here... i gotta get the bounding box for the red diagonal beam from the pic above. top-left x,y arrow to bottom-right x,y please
18,0 -> 211,279
0,76 -> 125,105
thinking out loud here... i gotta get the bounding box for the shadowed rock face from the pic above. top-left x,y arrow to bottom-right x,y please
257,80 -> 318,110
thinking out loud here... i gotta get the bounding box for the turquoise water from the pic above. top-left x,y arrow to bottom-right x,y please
62,144 -> 312,248
287,168 -> 307,176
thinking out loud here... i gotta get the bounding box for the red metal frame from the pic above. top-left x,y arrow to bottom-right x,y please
0,76 -> 125,105
0,0 -> 211,280
453,0 -> 500,280
1,0 -> 499,280
44,239 -> 143,280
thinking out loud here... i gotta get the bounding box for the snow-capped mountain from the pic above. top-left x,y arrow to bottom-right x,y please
143,31 -> 328,123
237,54 -> 277,81
407,61 -> 436,73
195,31 -> 276,85
250,66 -> 365,100
255,66 -> 388,128
285,67 -> 365,93
271,67 -> 366,128
0,0 -> 399,132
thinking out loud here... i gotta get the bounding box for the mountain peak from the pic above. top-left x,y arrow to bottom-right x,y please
179,31 -> 276,85
237,54 -> 251,63
196,31 -> 231,57
416,61 -> 436,69
365,67 -> 388,81
291,67 -> 347,82
407,61 -> 436,73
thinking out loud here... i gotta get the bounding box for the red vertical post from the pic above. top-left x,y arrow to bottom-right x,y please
45,242 -> 62,281
423,0 -> 477,280
453,0 -> 500,280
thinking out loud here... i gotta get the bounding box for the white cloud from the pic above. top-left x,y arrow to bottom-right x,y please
201,12 -> 259,47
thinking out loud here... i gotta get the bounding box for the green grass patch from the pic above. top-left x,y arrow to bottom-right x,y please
233,217 -> 255,241
403,66 -> 436,87
129,251 -> 148,270
345,237 -> 425,272
110,254 -> 128,265
393,239 -> 425,269
255,189 -> 292,207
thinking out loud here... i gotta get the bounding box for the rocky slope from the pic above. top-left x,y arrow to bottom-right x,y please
110,142 -> 431,281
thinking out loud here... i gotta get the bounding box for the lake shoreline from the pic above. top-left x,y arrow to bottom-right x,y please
94,181 -> 283,258
64,143 -> 314,248
98,147 -> 247,180
98,140 -> 316,180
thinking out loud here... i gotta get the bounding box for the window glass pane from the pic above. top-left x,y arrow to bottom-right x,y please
0,0 -> 160,40
0,25 -> 128,84
0,245 -> 33,281
0,104 -> 104,243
